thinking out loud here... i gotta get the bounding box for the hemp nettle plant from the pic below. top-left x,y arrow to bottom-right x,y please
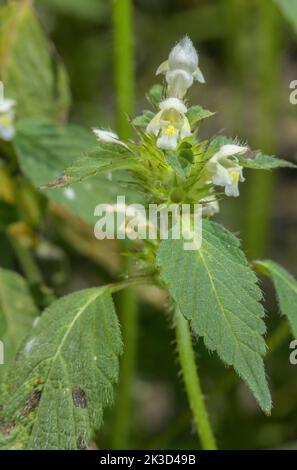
0,5 -> 297,450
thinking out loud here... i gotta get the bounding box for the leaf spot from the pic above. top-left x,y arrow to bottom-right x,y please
72,387 -> 87,408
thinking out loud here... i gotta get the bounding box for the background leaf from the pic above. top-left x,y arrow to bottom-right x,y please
0,287 -> 122,450
275,0 -> 297,35
0,1 -> 70,121
157,220 -> 271,413
14,119 -> 144,225
0,269 -> 38,383
255,260 -> 297,339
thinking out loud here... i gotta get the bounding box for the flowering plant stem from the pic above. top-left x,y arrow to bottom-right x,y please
111,0 -> 136,449
175,308 -> 217,450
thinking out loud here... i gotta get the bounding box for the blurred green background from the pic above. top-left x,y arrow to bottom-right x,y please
1,0 -> 297,450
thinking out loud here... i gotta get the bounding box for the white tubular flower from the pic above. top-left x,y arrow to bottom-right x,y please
146,97 -> 191,150
0,82 -> 16,141
156,36 -> 205,99
93,128 -> 128,148
201,196 -> 220,217
207,144 -> 248,197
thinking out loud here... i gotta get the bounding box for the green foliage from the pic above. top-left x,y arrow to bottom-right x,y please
186,105 -> 215,127
275,0 -> 297,34
0,269 -> 38,383
238,152 -> 297,170
157,220 -> 272,413
146,84 -> 164,109
255,260 -> 297,339
13,119 -> 143,224
0,2 -> 70,121
44,143 -> 140,187
0,287 -> 122,450
0,200 -> 19,229
132,110 -> 155,127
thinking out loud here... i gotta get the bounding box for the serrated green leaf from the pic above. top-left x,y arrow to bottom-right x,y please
132,110 -> 155,127
238,152 -> 296,170
0,2 -> 70,121
0,287 -> 122,450
186,105 -> 215,127
146,84 -> 164,108
0,269 -> 38,384
0,200 -> 19,229
157,220 -> 271,413
14,119 -> 144,224
255,260 -> 297,338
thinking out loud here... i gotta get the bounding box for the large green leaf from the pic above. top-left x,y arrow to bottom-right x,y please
0,287 -> 122,450
255,260 -> 297,339
0,269 -> 38,383
157,220 -> 271,413
0,2 -> 70,121
14,119 -> 144,225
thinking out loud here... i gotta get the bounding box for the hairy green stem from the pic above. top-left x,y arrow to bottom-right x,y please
111,0 -> 136,449
112,0 -> 134,137
175,309 -> 217,450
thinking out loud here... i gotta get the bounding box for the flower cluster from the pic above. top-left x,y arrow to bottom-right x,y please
146,37 -> 200,151
0,81 -> 16,141
92,37 -> 248,218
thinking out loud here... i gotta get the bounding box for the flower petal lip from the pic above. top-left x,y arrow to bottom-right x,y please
168,36 -> 198,73
93,128 -> 120,142
159,97 -> 187,114
92,128 -> 129,148
212,144 -> 248,161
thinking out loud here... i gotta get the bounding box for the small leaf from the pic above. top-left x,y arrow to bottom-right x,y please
187,105 -> 215,127
132,110 -> 155,127
0,2 -> 70,121
0,269 -> 38,383
255,260 -> 297,338
157,220 -> 272,414
0,287 -> 122,450
0,201 -> 20,229
164,146 -> 194,178
238,152 -> 297,170
146,84 -> 164,108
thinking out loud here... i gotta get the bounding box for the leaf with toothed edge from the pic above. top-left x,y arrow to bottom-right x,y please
157,220 -> 272,414
0,287 -> 122,450
255,260 -> 297,339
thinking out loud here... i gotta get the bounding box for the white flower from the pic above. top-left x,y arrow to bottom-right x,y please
146,97 -> 191,150
201,196 -> 220,217
0,81 -> 16,141
206,144 -> 248,197
156,36 -> 205,99
93,128 -> 128,148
